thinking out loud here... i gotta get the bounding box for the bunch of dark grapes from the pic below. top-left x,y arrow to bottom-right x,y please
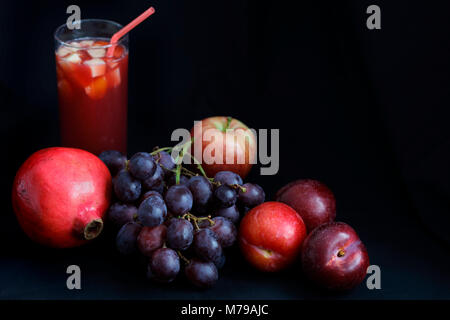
99,148 -> 265,289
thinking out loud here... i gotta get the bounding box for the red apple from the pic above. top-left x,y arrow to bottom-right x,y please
12,147 -> 112,248
190,116 -> 256,179
301,222 -> 369,291
276,179 -> 336,232
239,201 -> 307,272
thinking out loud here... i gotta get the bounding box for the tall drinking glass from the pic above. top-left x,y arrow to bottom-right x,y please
54,19 -> 129,155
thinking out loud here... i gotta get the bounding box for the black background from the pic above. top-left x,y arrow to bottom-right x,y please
1,0 -> 449,299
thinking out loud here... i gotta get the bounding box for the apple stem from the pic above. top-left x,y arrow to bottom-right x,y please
224,116 -> 232,131
337,249 -> 346,257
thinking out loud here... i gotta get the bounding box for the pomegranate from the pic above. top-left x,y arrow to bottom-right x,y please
12,147 -> 112,248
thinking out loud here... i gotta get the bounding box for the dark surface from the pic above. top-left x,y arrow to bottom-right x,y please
1,0 -> 450,299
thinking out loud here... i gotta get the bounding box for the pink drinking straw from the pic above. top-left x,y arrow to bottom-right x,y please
106,6 -> 156,56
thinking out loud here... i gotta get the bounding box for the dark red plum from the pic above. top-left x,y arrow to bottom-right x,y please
301,222 -> 369,291
276,179 -> 336,232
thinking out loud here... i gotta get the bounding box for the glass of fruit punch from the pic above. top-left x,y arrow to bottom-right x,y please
54,20 -> 129,155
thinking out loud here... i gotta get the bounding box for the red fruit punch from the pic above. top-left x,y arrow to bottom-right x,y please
12,147 -> 112,248
55,39 -> 128,155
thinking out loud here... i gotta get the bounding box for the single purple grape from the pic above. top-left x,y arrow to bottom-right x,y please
187,176 -> 213,213
214,185 -> 237,208
238,183 -> 265,208
137,195 -> 167,227
137,225 -> 167,257
113,169 -> 142,203
210,216 -> 237,248
98,150 -> 127,176
185,258 -> 218,288
147,248 -> 180,283
166,218 -> 194,250
129,152 -> 156,180
165,185 -> 193,215
116,222 -> 142,255
153,151 -> 176,175
213,171 -> 243,186
193,229 -> 223,265
107,202 -> 137,227
214,205 -> 240,224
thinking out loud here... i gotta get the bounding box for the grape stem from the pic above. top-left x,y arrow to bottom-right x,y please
150,146 -> 173,156
173,138 -> 194,164
187,153 -> 211,181
163,138 -> 212,183
177,250 -> 190,265
149,139 -> 247,193
230,184 -> 247,193
175,163 -> 182,185
214,181 -> 247,193
173,138 -> 194,184
165,166 -> 247,193
181,212 -> 215,230
164,166 -> 200,180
